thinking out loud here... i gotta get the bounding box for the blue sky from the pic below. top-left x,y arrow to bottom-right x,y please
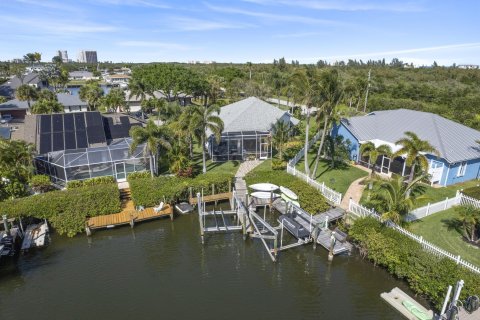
1,0 -> 479,65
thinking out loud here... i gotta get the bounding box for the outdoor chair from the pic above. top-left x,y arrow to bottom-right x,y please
154,202 -> 164,213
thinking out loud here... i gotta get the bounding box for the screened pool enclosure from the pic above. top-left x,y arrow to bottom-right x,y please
209,131 -> 272,162
35,138 -> 150,185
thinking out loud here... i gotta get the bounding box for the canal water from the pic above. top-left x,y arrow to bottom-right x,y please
66,84 -> 111,96
0,213 -> 424,320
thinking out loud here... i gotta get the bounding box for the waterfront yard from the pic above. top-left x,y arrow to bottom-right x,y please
409,207 -> 480,266
295,152 -> 368,195
416,179 -> 480,207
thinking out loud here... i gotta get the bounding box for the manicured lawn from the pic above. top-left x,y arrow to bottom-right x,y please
416,179 -> 480,207
295,151 -> 368,195
409,207 -> 480,266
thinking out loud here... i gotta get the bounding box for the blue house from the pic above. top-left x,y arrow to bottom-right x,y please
332,109 -> 480,186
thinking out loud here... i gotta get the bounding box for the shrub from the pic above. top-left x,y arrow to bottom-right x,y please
67,176 -> 116,189
127,171 -> 151,180
282,141 -> 303,160
349,217 -> 480,309
463,186 -> 480,200
0,184 -> 121,237
29,175 -> 53,193
271,159 -> 287,170
245,169 -> 330,214
129,172 -> 233,207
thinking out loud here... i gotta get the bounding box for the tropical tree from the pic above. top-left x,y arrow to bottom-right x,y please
290,67 -> 322,176
129,120 -> 172,178
79,81 -> 104,111
324,135 -> 351,168
128,78 -> 150,111
38,89 -> 57,101
31,99 -> 63,114
23,53 -> 36,66
455,205 -> 480,242
104,88 -> 126,112
190,104 -> 224,174
359,142 -> 393,175
393,131 -> 440,184
368,175 -> 428,224
311,69 -> 344,178
15,84 -> 38,109
272,120 -> 291,161
0,139 -> 36,199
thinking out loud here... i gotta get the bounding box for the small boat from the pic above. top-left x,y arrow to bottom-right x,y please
21,220 -> 49,251
280,186 -> 298,200
249,183 -> 279,192
278,214 -> 310,239
250,191 -> 280,199
281,193 -> 300,207
175,202 -> 194,214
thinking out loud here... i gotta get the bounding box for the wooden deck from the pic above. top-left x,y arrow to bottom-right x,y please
189,192 -> 232,205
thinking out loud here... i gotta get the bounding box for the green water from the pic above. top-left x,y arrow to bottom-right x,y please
0,212 -> 426,320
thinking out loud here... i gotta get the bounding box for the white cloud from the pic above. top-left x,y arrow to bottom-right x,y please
242,0 -> 423,12
116,41 -> 191,50
205,2 -> 344,25
168,17 -> 254,31
92,0 -> 170,9
273,31 -> 326,38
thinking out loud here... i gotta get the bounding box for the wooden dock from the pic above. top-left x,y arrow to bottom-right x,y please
315,229 -> 352,255
189,192 -> 232,206
85,188 -> 174,235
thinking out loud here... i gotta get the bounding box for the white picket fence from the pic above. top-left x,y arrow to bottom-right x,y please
286,131 -> 342,205
406,191 -> 480,222
348,199 -> 480,274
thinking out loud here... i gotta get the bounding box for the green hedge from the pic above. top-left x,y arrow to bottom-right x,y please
0,184 -> 121,237
349,217 -> 480,309
66,176 -> 116,189
245,169 -> 330,214
463,186 -> 480,200
128,172 -> 233,207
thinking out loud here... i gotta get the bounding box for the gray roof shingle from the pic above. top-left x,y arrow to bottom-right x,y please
341,109 -> 480,163
0,73 -> 42,97
218,97 -> 298,132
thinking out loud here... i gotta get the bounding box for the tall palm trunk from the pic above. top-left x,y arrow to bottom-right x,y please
201,135 -> 207,174
304,108 -> 310,176
311,115 -> 329,178
149,153 -> 154,178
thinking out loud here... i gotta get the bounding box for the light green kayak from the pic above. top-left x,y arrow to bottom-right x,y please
281,193 -> 300,207
402,300 -> 432,320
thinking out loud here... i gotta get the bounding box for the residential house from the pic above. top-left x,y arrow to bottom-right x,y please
0,73 -> 46,99
332,109 -> 480,186
68,71 -> 94,81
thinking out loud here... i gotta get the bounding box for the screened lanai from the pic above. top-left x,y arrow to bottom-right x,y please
34,138 -> 150,185
209,131 -> 272,162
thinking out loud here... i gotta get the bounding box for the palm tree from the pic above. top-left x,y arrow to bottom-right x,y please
15,84 -> 38,109
359,142 -> 393,176
128,78 -> 150,111
368,175 -> 428,224
190,104 -> 224,174
393,131 -> 440,184
311,69 -> 343,178
129,120 -> 172,178
272,120 -> 291,161
104,88 -> 126,112
79,82 -> 104,111
31,99 -> 63,114
455,205 -> 480,242
290,67 -> 322,176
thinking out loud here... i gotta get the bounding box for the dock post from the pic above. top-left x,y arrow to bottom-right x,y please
2,214 -> 10,236
170,205 -> 174,221
312,227 -> 317,250
197,193 -> 204,244
328,231 -> 336,261
242,211 -> 247,240
85,224 -> 92,236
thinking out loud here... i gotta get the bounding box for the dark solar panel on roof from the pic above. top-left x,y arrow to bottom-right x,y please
52,132 -> 64,151
63,113 -> 74,130
76,130 -> 88,148
64,131 -> 76,150
39,133 -> 52,154
74,113 -> 86,130
52,114 -> 63,132
39,115 -> 52,133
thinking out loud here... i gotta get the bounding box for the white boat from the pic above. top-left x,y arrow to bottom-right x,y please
280,186 -> 298,200
250,191 -> 280,199
249,183 -> 279,192
21,221 -> 49,251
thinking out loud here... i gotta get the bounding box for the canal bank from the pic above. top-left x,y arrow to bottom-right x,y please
0,212 -> 421,320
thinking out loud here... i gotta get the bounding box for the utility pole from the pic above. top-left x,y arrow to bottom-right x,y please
363,69 -> 371,113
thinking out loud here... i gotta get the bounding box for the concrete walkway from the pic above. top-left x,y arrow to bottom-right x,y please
340,176 -> 368,210
234,160 -> 262,200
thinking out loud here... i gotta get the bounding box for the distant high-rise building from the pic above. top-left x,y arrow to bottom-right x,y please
77,50 -> 98,64
57,50 -> 69,63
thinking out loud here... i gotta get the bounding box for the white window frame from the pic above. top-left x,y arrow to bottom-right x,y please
457,161 -> 467,177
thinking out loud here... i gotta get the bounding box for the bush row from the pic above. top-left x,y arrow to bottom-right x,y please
245,168 -> 330,214
0,184 -> 121,237
128,172 -> 234,207
349,217 -> 480,309
66,176 -> 116,189
463,186 -> 480,200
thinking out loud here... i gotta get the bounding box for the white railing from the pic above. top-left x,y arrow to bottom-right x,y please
460,193 -> 480,209
286,131 -> 342,205
348,199 -> 480,274
287,165 -> 342,205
